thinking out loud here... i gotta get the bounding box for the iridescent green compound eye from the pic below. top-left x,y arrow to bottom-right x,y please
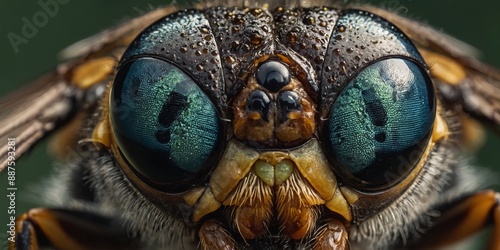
110,57 -> 223,193
324,58 -> 436,191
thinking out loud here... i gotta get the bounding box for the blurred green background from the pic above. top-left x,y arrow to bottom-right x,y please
0,0 -> 499,248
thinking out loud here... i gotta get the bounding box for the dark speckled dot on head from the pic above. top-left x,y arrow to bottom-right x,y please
325,58 -> 435,190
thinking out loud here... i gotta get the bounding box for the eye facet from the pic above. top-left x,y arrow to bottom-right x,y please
110,57 -> 223,193
323,58 -> 435,191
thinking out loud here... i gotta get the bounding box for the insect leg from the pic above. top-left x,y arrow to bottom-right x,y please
10,208 -> 137,250
199,219 -> 236,250
412,190 -> 500,249
491,203 -> 500,249
312,218 -> 349,250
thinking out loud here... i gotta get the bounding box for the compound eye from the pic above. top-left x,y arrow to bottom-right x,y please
324,58 -> 435,191
110,57 -> 223,193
